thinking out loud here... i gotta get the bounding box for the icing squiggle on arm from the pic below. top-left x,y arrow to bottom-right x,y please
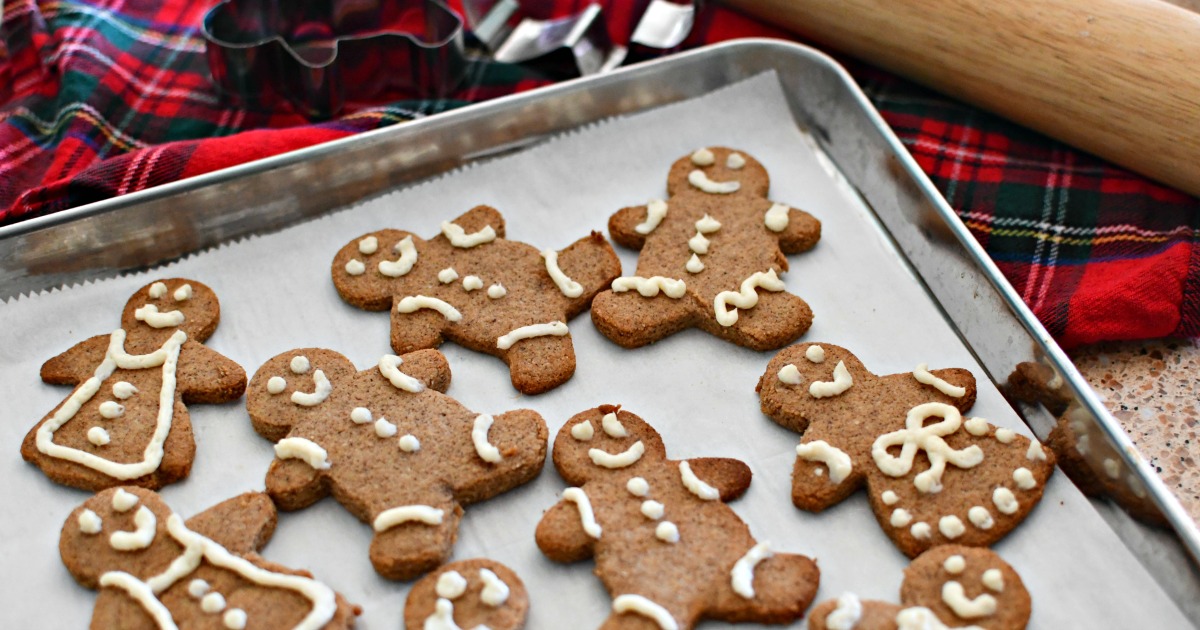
541,249 -> 584,298
472,414 -> 502,463
612,276 -> 686,298
274,437 -> 331,470
635,199 -> 668,235
397,296 -> 462,322
378,355 -> 425,393
442,221 -> 496,248
764,203 -> 790,232
496,321 -> 569,350
562,487 -> 602,539
730,542 -> 773,599
713,270 -> 785,326
679,461 -> 719,500
913,363 -> 966,398
795,440 -> 852,483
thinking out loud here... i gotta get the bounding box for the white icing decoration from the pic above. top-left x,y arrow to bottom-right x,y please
290,356 -> 310,374
397,295 -> 462,322
611,276 -> 687,298
98,400 -> 124,419
290,370 -> 332,406
810,360 -> 854,398
110,505 -> 157,551
487,283 -> 507,299
982,569 -> 1005,592
685,254 -> 704,273
378,236 -> 418,277
350,407 -> 372,424
764,203 -> 790,232
375,418 -> 398,438
896,606 -> 985,630
541,249 -> 584,298
891,508 -> 913,527
679,461 -> 720,500
436,570 -> 468,599
112,381 -> 138,399
636,199 -> 669,235
803,347 -> 825,365
943,554 -> 965,574
713,269 -> 785,326
399,435 -> 420,452
825,593 -> 863,630
496,321 -> 569,350
479,568 -> 510,606
88,426 -> 111,446
942,581 -> 997,618
872,403 -> 985,493
613,594 -> 678,630
687,231 -> 710,255
201,591 -> 226,613
726,152 -> 746,169
688,169 -> 740,194
223,609 -> 247,629
640,500 -> 665,520
995,428 -> 1015,444
1027,440 -> 1047,461
963,417 -> 989,436
731,542 -> 773,599
563,487 -> 602,539
602,412 -> 628,437
148,282 -> 168,299
993,487 -> 1019,515
777,364 -> 802,385
113,488 -> 139,512
172,284 -> 193,302
462,275 -> 483,292
442,220 -> 496,248
188,579 -> 209,598
134,304 -> 185,328
882,490 -> 899,506
690,148 -> 715,165
1103,458 -> 1121,479
358,235 -> 378,255
373,505 -> 444,532
626,477 -> 649,497
36,330 -> 187,480
570,420 -> 594,441
968,506 -> 994,529
1013,467 -> 1037,490
438,267 -> 459,283
655,521 -> 680,543
939,515 -> 965,539
589,441 -> 645,468
267,376 -> 286,394
795,440 -> 852,483
913,363 -> 966,397
473,414 -> 502,463
911,522 -> 932,540
79,509 -> 103,534
96,573 -> 178,629
274,437 -> 331,470
695,214 -> 721,233
378,354 -> 426,393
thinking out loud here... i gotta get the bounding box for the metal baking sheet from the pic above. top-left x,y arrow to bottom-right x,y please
1,40 -> 1196,626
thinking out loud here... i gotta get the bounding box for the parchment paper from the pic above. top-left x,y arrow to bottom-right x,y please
1,73 -> 1189,628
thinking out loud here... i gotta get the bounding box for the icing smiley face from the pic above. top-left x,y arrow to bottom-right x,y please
554,407 -> 669,486
403,559 -> 529,630
120,279 -> 221,340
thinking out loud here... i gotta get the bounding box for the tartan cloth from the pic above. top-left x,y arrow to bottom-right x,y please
2,1 -> 1197,348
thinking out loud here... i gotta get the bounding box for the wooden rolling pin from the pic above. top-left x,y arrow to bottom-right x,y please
725,0 -> 1200,197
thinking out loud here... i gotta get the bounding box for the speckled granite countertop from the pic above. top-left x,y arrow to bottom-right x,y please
1070,339 -> 1199,526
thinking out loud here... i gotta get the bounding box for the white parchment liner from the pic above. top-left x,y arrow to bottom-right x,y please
0,73 -> 1188,628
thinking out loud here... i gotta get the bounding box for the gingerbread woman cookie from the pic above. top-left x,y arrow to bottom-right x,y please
60,487 -> 359,629
331,205 -> 620,394
592,147 -> 821,350
757,343 -> 1056,557
809,546 -> 1031,630
22,279 -> 246,491
536,405 -> 820,629
404,559 -> 529,630
246,347 -> 547,580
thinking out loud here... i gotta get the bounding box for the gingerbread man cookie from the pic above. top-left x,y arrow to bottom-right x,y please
809,546 -> 1031,630
536,405 -> 820,629
404,559 -> 529,630
331,205 -> 620,394
592,147 -> 821,350
60,487 -> 359,629
246,347 -> 547,580
757,343 -> 1056,557
22,279 -> 247,491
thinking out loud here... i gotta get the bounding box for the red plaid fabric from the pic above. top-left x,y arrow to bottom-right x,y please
1,0 -> 1197,347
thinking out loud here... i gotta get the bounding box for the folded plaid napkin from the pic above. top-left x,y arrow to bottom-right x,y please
2,0 -> 1196,347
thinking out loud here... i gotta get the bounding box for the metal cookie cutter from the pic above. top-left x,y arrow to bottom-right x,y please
202,0 -> 467,119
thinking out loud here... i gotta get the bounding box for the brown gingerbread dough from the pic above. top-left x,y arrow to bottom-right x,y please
404,558 -> 529,629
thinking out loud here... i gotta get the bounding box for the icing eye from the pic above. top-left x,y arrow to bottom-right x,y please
350,407 -> 373,424
112,488 -> 138,512
148,282 -> 168,299
267,376 -> 287,394
173,284 -> 193,302
358,235 -> 379,255
601,412 -> 628,438
78,509 -> 102,534
290,356 -> 311,374
570,420 -> 594,441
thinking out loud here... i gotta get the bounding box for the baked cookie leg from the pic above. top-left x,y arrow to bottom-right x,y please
505,335 -> 577,395
367,492 -> 465,581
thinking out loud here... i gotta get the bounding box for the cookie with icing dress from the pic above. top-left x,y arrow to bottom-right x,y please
809,545 -> 1031,630
60,487 -> 359,629
331,205 -> 620,395
21,279 -> 247,491
535,405 -> 820,629
404,559 -> 529,630
592,147 -> 821,350
757,343 -> 1055,558
246,347 -> 548,580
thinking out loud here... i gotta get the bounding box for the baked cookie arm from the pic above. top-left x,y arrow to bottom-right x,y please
534,500 -> 596,563
390,306 -> 450,355
791,435 -> 865,513
607,204 -> 653,250
393,348 -> 452,393
186,492 -> 277,555
176,341 -> 248,404
40,335 -> 110,385
366,492 -> 464,581
447,205 -> 506,239
265,457 -> 330,511
553,231 -> 622,315
708,551 -> 820,624
449,408 -> 547,502
590,290 -> 697,349
681,458 -> 753,501
713,291 -> 812,352
766,200 -> 822,255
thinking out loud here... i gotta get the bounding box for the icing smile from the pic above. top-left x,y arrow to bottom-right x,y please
588,441 -> 645,468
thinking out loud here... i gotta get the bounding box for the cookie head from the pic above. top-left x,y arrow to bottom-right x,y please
119,279 -> 220,340
332,229 -> 419,310
553,406 -> 668,486
246,348 -> 360,441
900,545 -> 1031,629
60,487 -> 175,587
666,147 -> 770,198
